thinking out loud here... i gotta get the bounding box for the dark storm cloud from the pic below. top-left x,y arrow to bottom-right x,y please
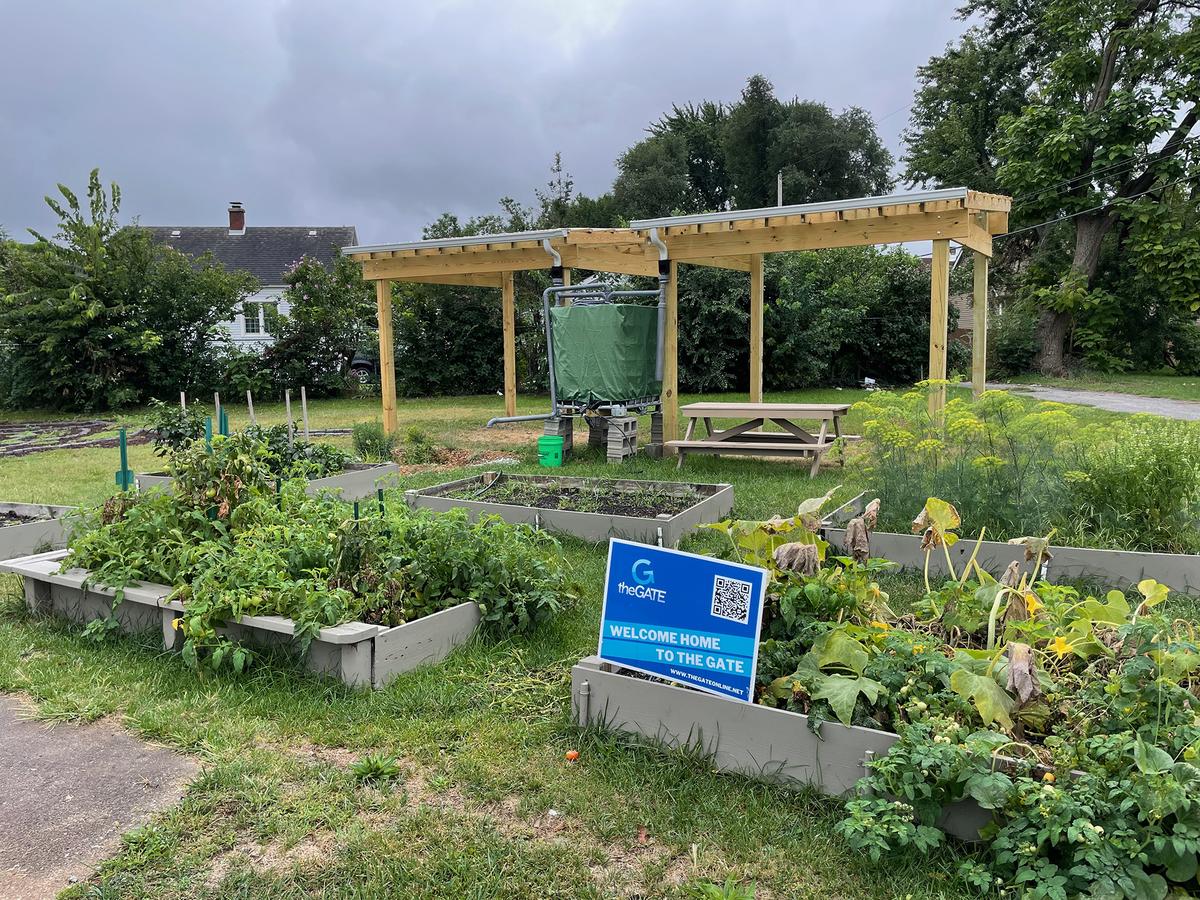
0,1 -> 967,245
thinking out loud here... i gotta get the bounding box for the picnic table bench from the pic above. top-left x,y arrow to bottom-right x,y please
666,402 -> 856,477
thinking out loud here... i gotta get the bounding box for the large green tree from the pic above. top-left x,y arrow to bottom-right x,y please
0,171 -> 255,409
613,75 -> 894,217
906,0 -> 1200,375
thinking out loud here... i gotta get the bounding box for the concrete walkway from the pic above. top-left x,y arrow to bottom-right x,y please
986,382 -> 1200,421
0,695 -> 198,899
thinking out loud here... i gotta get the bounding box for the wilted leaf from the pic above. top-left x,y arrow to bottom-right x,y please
1006,535 -> 1054,563
862,498 -> 880,530
845,517 -> 870,564
774,542 -> 819,575
924,497 -> 960,532
1005,642 -> 1040,704
796,485 -> 840,531
999,560 -> 1021,588
1137,579 -> 1171,609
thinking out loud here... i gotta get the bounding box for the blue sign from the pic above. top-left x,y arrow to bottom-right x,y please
598,538 -> 769,703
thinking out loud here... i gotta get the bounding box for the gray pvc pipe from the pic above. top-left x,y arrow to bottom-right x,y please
648,228 -> 669,380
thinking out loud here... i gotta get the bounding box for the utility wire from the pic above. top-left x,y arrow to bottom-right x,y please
1010,134 -> 1200,207
997,173 -> 1198,240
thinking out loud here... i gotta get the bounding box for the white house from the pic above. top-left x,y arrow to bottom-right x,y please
146,203 -> 358,347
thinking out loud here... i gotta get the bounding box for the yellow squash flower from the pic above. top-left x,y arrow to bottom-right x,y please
1050,635 -> 1074,658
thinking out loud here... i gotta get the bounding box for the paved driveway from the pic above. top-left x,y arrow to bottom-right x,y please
0,696 -> 198,899
986,383 -> 1200,421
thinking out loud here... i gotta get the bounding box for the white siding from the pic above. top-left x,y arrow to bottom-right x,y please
226,287 -> 291,349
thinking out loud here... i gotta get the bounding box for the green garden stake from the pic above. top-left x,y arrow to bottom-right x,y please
377,487 -> 385,516
353,501 -> 360,523
205,417 -> 213,449
219,407 -> 229,436
114,427 -> 134,491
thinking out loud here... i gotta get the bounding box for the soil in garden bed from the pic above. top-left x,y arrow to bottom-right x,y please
445,479 -> 701,517
0,510 -> 51,527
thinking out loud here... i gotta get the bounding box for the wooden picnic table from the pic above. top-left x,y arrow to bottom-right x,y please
666,402 -> 855,476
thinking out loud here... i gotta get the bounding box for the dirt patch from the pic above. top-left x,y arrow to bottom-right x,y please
393,449 -> 522,476
0,421 -> 151,457
205,829 -> 336,889
264,737 -> 361,769
445,478 -> 701,517
0,510 -> 49,527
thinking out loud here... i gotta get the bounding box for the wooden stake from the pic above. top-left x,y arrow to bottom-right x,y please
180,391 -> 187,411
214,392 -> 221,424
300,386 -> 310,441
749,253 -> 764,403
928,239 -> 950,417
376,279 -> 398,434
501,271 -> 517,417
972,250 -> 989,399
246,389 -> 256,425
284,388 -> 294,448
662,260 -> 679,451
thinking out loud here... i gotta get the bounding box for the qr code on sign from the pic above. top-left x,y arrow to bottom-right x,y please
711,575 -> 753,625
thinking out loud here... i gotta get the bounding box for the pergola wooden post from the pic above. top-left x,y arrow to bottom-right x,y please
972,251 -> 988,398
749,253 -> 764,402
662,260 -> 680,448
928,239 -> 950,416
375,279 -> 397,434
501,271 -> 517,416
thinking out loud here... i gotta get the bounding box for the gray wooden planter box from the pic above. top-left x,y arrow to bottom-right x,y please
0,502 -> 75,557
2,549 -> 479,689
136,463 -> 401,502
571,656 -> 991,841
823,527 -> 1200,594
405,473 -> 734,547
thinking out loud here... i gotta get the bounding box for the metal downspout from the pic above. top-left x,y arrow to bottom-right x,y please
648,228 -> 669,381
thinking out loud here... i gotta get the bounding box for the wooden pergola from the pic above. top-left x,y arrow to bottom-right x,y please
343,186 -> 1012,444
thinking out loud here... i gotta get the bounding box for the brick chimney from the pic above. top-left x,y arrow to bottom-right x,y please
228,202 -> 245,234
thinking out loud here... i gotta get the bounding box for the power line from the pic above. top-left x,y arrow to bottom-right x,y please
1011,134 -> 1200,207
997,174 -> 1198,240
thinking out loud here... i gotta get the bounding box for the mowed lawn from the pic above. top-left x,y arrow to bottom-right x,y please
0,388 -> 1127,899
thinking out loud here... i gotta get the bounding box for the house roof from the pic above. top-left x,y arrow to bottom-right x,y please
144,226 -> 358,285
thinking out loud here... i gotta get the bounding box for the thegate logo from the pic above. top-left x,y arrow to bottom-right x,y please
617,558 -> 666,602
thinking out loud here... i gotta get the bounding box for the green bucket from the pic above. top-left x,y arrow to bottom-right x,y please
537,435 -> 565,467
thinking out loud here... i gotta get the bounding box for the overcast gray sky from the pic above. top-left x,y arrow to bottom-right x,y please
0,1 -> 969,245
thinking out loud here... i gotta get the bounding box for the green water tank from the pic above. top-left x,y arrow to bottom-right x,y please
549,304 -> 661,406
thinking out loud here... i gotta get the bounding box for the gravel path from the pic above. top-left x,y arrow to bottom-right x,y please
987,382 -> 1200,420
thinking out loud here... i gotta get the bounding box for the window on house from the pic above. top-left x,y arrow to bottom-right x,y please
242,302 -> 262,334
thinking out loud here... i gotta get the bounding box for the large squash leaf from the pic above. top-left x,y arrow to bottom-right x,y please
811,673 -> 882,726
949,668 -> 1015,730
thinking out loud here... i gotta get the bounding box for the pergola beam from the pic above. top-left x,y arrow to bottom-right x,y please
657,210 -> 971,260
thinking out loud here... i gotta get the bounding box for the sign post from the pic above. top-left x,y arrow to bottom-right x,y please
598,538 -> 768,703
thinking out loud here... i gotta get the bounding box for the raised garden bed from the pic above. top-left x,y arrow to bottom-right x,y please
821,494 -> 1200,593
571,656 -> 990,841
3,549 -> 479,689
406,472 -> 733,546
136,462 -> 401,501
0,502 -> 75,557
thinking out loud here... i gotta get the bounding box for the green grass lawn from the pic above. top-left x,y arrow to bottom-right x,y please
0,388 -> 1138,898
1006,371 -> 1200,401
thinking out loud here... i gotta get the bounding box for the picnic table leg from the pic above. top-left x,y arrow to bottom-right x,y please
809,419 -> 829,478
676,418 -> 697,470
703,417 -> 714,438
833,415 -> 845,466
